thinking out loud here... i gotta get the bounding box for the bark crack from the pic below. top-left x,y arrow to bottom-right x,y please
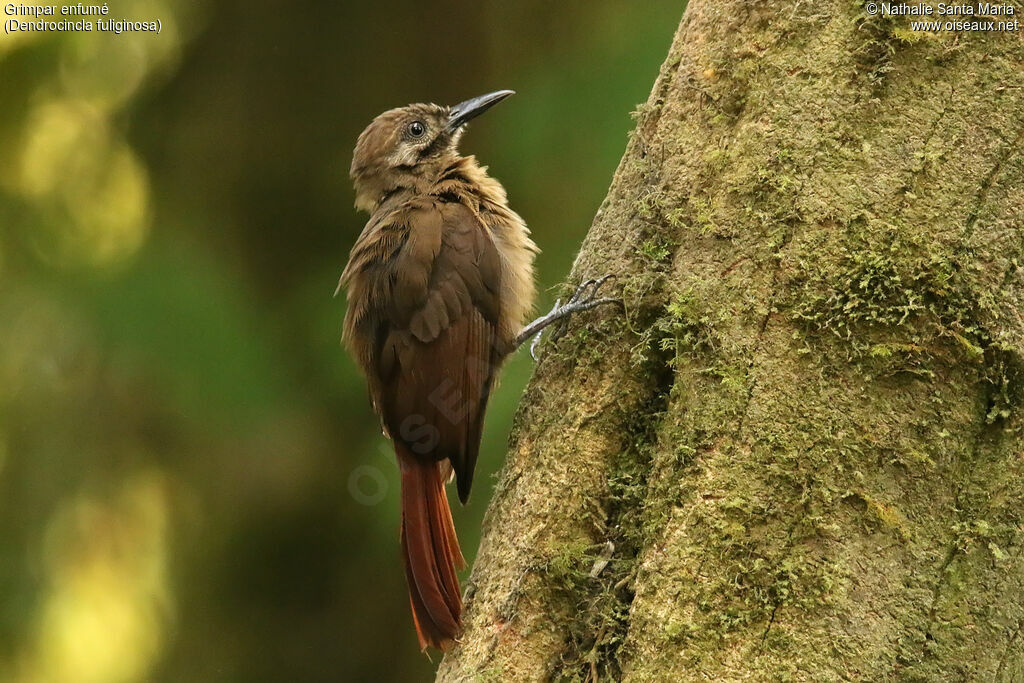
963,127 -> 1020,240
995,620 -> 1022,681
922,543 -> 959,644
733,218 -> 798,440
549,323 -> 675,681
917,387 -> 994,665
757,505 -> 805,651
761,603 -> 780,646
896,86 -> 954,213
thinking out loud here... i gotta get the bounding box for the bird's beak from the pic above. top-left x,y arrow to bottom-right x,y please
447,90 -> 515,131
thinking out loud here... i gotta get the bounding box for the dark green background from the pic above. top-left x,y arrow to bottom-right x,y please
0,1 -> 680,680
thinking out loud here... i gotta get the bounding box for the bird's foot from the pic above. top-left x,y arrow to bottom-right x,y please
514,274 -> 621,359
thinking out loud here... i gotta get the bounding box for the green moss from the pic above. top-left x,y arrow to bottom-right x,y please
636,237 -> 673,264
543,539 -> 593,590
856,491 -> 914,541
983,345 -> 1023,424
631,288 -> 721,369
789,217 -> 984,343
473,666 -> 506,682
635,190 -> 690,232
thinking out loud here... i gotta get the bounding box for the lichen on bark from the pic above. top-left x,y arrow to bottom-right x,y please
438,1 -> 1024,680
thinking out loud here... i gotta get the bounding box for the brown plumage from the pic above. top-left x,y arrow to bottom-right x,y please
339,91 -> 536,650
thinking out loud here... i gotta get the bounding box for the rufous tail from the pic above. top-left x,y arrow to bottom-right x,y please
397,445 -> 466,651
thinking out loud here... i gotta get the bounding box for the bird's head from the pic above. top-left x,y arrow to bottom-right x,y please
349,89 -> 514,212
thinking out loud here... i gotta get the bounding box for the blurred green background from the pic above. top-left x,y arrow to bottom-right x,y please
0,1 -> 680,680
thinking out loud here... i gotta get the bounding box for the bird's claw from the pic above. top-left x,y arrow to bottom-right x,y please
528,298 -> 559,360
550,274 -> 617,342
516,274 -> 621,359
566,274 -> 614,306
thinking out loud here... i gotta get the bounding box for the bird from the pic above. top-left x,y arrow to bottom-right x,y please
338,90 -> 617,651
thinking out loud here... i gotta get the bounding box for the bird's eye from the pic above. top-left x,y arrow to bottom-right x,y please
407,121 -> 426,138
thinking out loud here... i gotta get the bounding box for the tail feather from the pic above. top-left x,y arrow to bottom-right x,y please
398,446 -> 464,651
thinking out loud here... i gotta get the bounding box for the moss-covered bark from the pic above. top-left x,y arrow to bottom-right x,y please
438,1 -> 1024,680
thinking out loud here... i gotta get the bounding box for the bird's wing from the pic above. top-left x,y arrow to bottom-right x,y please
342,197 -> 502,504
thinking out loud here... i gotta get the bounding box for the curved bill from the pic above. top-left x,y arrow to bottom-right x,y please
447,89 -> 515,131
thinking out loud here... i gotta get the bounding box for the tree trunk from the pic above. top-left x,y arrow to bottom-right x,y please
438,1 -> 1024,680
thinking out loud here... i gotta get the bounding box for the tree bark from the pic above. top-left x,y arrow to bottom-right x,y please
438,1 -> 1024,680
